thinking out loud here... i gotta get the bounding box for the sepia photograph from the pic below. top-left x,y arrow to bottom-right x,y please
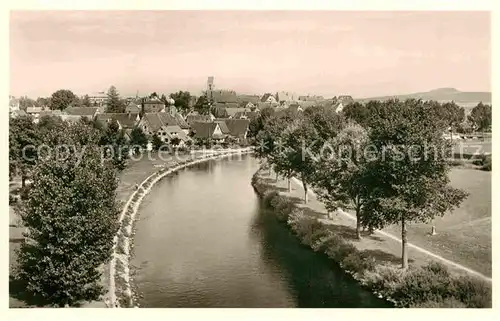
7,5 -> 493,312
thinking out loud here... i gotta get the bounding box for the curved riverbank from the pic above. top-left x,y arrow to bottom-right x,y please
251,167 -> 491,308
107,148 -> 254,308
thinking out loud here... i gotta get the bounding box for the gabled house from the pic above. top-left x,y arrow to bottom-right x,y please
261,93 -> 278,104
142,98 -> 165,113
233,111 -> 259,120
125,102 -> 141,114
96,113 -> 141,130
186,114 -> 214,126
65,107 -> 99,120
173,113 -> 190,135
224,119 -> 250,142
214,120 -> 231,135
156,125 -> 190,146
190,122 -> 226,143
288,103 -> 303,113
226,107 -> 251,119
137,112 -> 186,137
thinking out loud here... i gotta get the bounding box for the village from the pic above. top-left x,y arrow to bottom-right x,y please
8,76 -> 356,152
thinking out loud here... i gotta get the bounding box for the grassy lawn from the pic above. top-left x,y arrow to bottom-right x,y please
383,168 -> 491,276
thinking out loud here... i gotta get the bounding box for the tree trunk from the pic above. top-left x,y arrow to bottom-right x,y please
401,217 -> 408,269
275,171 -> 278,182
302,180 -> 308,204
21,175 -> 26,188
355,205 -> 361,240
287,178 -> 291,193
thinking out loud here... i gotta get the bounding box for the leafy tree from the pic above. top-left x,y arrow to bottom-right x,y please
99,120 -> 128,170
313,123 -> 372,239
129,127 -> 148,154
106,86 -> 125,113
81,94 -> 91,107
281,115 -> 319,203
149,92 -> 159,99
342,102 -> 372,128
194,95 -> 212,115
15,122 -> 119,306
36,97 -> 51,108
152,134 -> 163,151
248,106 -> 275,138
170,137 -> 182,147
19,96 -> 37,110
37,115 -> 66,145
440,101 -> 465,139
361,99 -> 468,268
303,105 -> 345,142
49,89 -> 77,110
9,115 -> 39,187
468,102 -> 492,133
170,91 -> 192,114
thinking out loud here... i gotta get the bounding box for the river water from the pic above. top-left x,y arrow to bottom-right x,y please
131,154 -> 390,308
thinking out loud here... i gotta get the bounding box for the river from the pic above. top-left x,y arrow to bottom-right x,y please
131,154 -> 390,308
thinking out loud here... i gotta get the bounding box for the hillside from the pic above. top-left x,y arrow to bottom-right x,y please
356,88 -> 491,107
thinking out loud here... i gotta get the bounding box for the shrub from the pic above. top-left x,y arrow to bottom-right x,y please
325,241 -> 358,263
423,261 -> 450,278
450,276 -> 492,308
342,252 -> 376,274
263,191 -> 279,208
481,156 -> 492,171
269,195 -> 295,221
411,297 -> 467,308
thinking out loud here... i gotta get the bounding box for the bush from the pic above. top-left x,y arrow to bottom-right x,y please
269,195 -> 295,221
423,261 -> 450,278
343,252 -> 376,274
481,156 -> 492,171
450,276 -> 492,308
325,241 -> 358,263
411,297 -> 467,308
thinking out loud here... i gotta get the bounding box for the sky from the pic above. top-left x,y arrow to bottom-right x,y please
9,10 -> 491,98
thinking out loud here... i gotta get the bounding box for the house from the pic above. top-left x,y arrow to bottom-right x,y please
26,106 -> 44,116
261,93 -> 278,104
156,125 -> 190,146
224,119 -> 250,142
125,102 -> 141,114
190,122 -> 226,143
333,96 -> 354,113
241,102 -> 256,109
211,105 -> 229,118
207,89 -> 238,104
142,98 -> 165,113
96,113 -> 140,130
226,107 -> 251,119
173,113 -> 190,135
137,113 -> 186,137
87,91 -> 107,106
276,91 -> 296,103
233,111 -> 260,120
237,94 -> 261,105
9,96 -> 20,111
10,109 -> 27,118
60,114 -> 86,124
214,120 -> 231,135
186,114 -> 214,126
65,107 -> 99,120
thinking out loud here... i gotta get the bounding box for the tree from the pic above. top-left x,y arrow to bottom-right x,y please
49,89 -> 77,110
440,101 -> 465,140
36,97 -> 51,108
9,115 -> 39,187
152,134 -> 163,151
193,95 -> 211,115
313,123 -> 371,239
129,127 -> 148,154
81,94 -> 91,107
342,102 -> 371,128
37,115 -> 66,145
99,120 -> 129,170
361,99 -> 468,268
281,114 -> 319,203
170,91 -> 192,114
170,137 -> 181,147
19,96 -> 37,111
248,106 -> 275,138
106,86 -> 125,113
149,92 -> 159,99
15,122 -> 119,306
468,102 -> 492,133
303,105 -> 345,142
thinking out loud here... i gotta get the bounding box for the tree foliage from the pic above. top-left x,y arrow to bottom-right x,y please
50,89 -> 77,110
129,127 -> 148,153
99,120 -> 128,170
468,102 -> 492,132
170,91 -> 192,114
15,122 -> 120,306
9,115 -> 39,186
106,86 -> 125,113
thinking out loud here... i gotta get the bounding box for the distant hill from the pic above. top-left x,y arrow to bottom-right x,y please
356,88 -> 491,108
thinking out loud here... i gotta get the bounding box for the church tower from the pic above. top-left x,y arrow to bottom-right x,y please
207,76 -> 214,102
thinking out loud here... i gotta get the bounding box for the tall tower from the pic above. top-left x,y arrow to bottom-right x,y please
207,76 -> 214,102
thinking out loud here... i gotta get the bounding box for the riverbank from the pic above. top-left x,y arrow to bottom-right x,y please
108,148 -> 254,308
251,166 -> 491,308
